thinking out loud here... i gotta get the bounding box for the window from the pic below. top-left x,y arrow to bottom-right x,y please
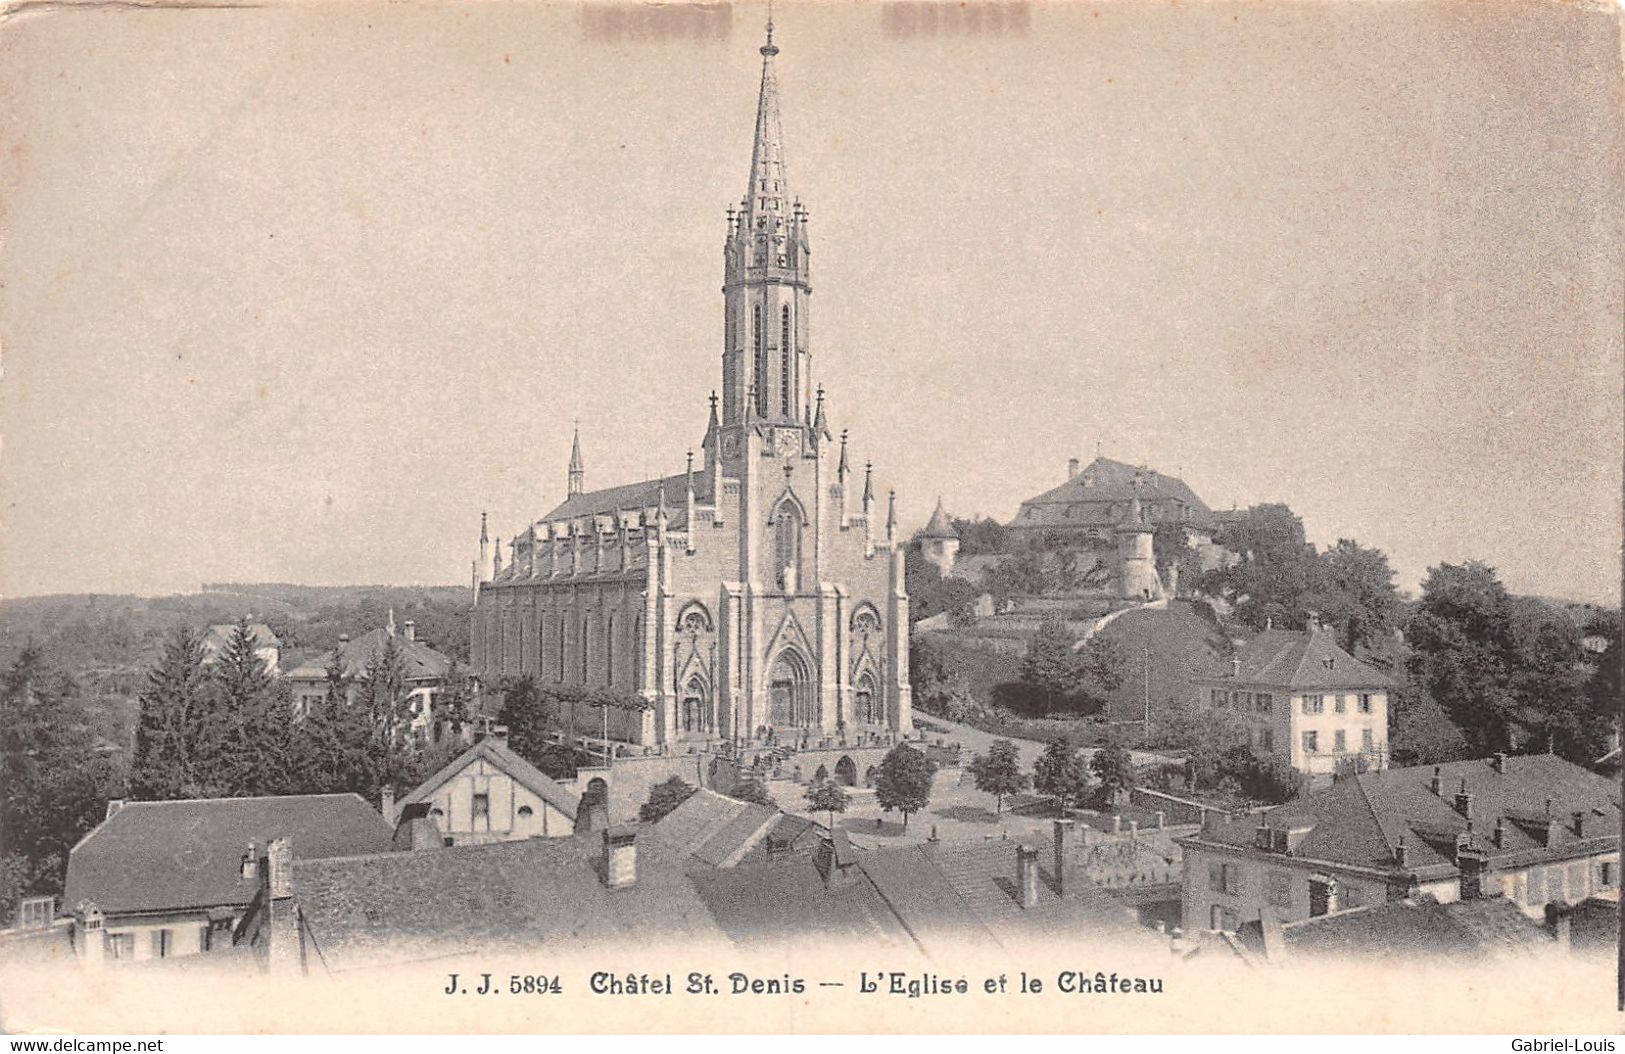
780,305 -> 792,416
1303,731 -> 1319,755
1302,695 -> 1325,715
1256,692 -> 1272,713
151,929 -> 171,959
557,617 -> 566,682
517,805 -> 534,819
605,615 -> 615,685
1266,871 -> 1292,908
1260,729 -> 1273,752
1335,695 -> 1347,714
1210,905 -> 1238,932
1210,689 -> 1222,707
1208,861 -> 1240,896
1601,862 -> 1616,888
1358,693 -> 1374,714
473,793 -> 490,827
105,932 -> 135,961
773,501 -> 803,592
1334,730 -> 1346,754
752,305 -> 766,415
1361,728 -> 1374,751
581,616 -> 591,681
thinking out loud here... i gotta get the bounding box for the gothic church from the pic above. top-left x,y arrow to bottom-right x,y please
469,25 -> 913,748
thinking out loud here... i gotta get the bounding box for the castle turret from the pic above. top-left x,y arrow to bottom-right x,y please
920,497 -> 960,576
1114,489 -> 1161,601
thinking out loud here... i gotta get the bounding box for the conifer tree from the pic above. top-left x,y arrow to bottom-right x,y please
129,626 -> 211,799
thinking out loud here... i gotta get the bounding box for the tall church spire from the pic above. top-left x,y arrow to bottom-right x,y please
722,17 -> 811,429
567,425 -> 585,497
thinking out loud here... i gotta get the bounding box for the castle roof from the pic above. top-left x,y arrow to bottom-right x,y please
921,498 -> 957,540
1014,457 -> 1212,531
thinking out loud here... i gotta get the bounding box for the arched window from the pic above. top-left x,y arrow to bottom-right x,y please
773,500 -> 803,593
605,614 -> 615,686
633,615 -> 644,689
769,649 -> 812,728
780,304 -> 792,417
752,305 -> 765,416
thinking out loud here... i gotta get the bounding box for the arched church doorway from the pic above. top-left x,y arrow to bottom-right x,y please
854,672 -> 880,726
814,764 -> 828,783
681,676 -> 710,735
768,649 -> 812,729
834,755 -> 857,786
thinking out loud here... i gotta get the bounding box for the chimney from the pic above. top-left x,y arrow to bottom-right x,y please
259,838 -> 301,975
104,799 -> 125,822
601,827 -> 637,889
1545,903 -> 1572,951
1429,766 -> 1443,796
1454,835 -> 1488,900
1067,457 -> 1081,480
1491,752 -> 1508,774
380,786 -> 396,826
1017,845 -> 1041,909
403,620 -> 417,642
492,725 -> 510,743
240,841 -> 258,880
1230,657 -> 1242,678
814,830 -> 858,889
75,904 -> 107,971
1493,817 -> 1506,849
338,633 -> 350,644
1573,811 -> 1587,839
1394,835 -> 1409,868
1052,818 -> 1074,897
1453,779 -> 1473,821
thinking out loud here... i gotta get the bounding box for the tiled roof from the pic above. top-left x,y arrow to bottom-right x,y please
1262,895 -> 1550,961
286,628 -> 453,684
294,835 -> 726,971
1016,457 -> 1212,528
1208,627 -> 1391,690
1190,754 -> 1621,878
645,789 -> 781,869
203,624 -> 280,651
399,737 -> 580,823
64,795 -> 393,916
538,473 -> 698,526
694,836 -> 1148,956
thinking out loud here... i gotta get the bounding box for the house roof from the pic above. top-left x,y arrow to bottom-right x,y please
293,834 -> 727,971
1015,457 -> 1213,529
399,737 -> 580,823
202,623 -> 280,652
1188,754 -> 1622,879
285,626 -> 453,684
644,788 -> 781,869
64,794 -> 394,916
693,836 -> 1148,956
921,499 -> 957,540
1252,895 -> 1551,962
1207,627 -> 1391,690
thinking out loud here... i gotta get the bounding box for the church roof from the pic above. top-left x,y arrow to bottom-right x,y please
1015,457 -> 1213,530
921,498 -> 957,539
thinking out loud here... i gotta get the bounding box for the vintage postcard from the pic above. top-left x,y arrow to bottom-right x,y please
0,0 -> 1621,1036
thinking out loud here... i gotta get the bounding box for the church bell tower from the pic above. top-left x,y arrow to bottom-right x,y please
721,20 -> 812,434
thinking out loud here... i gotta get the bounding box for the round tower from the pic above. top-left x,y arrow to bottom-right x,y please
920,497 -> 960,576
1114,491 -> 1161,601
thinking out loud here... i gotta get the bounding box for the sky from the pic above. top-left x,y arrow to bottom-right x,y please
1,0 -> 1621,604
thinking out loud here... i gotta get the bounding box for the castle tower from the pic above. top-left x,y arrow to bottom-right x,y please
721,18 -> 812,429
567,425 -> 585,497
920,497 -> 960,576
1115,489 -> 1162,602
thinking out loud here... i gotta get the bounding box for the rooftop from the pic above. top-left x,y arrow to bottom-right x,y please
1242,895 -> 1552,962
64,794 -> 394,916
1016,457 -> 1213,529
1207,626 -> 1391,690
285,624 -> 453,683
399,736 -> 580,824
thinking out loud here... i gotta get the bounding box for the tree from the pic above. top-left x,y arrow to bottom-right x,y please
209,618 -> 290,796
904,545 -> 981,625
953,516 -> 1009,556
1200,503 -> 1318,630
968,738 -> 1027,814
728,777 -> 775,807
1152,522 -> 1197,584
1310,539 -> 1401,657
1387,675 -> 1468,767
497,675 -> 551,768
1032,735 -> 1090,810
286,657 -> 377,797
129,626 -> 212,799
980,552 -> 1048,607
535,744 -> 584,781
1405,562 -> 1521,756
1018,618 -> 1123,715
804,779 -> 849,830
639,776 -> 697,823
0,647 -> 120,924
1089,734 -> 1136,805
873,743 -> 935,828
